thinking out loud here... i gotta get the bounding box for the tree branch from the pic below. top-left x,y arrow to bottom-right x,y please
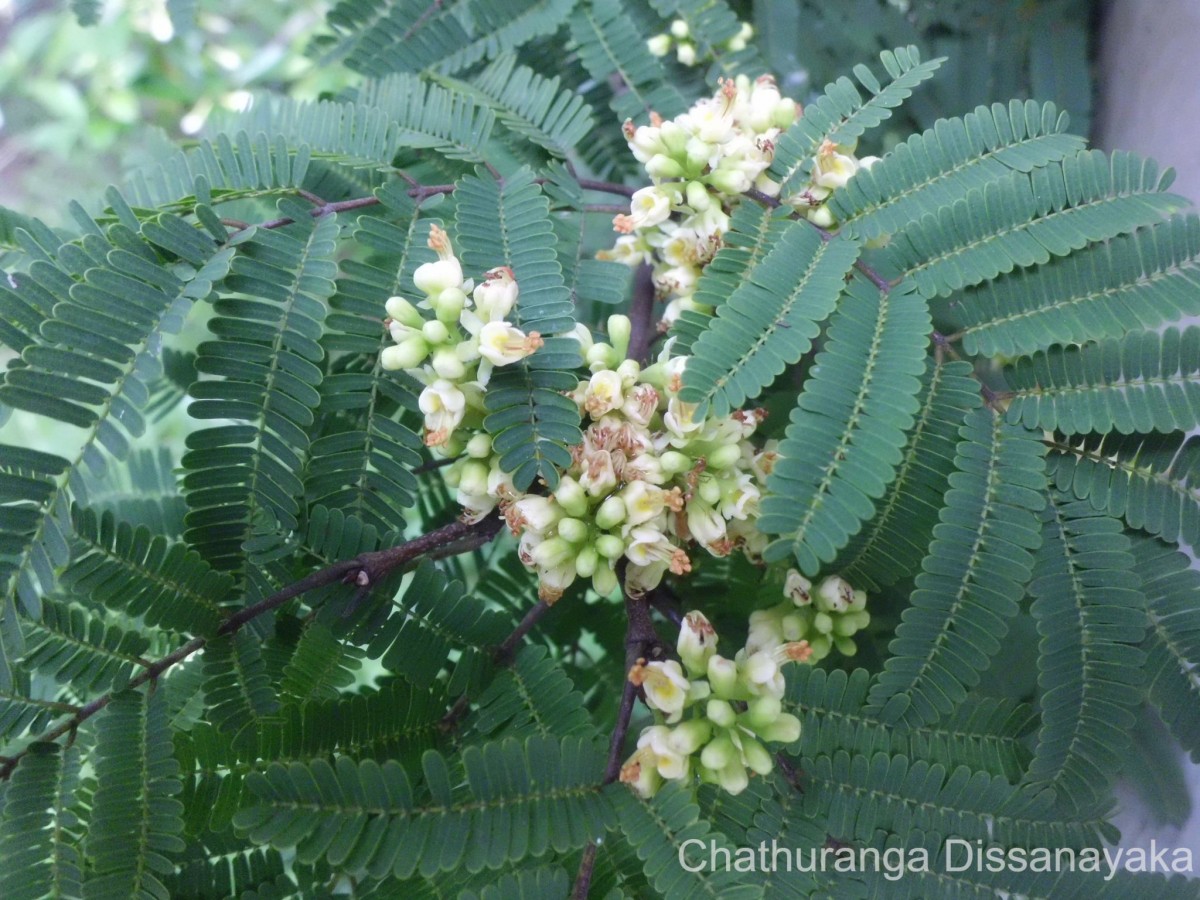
627,263 -> 657,366
0,516 -> 504,781
572,567 -> 666,899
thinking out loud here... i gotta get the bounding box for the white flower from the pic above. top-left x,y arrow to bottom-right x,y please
472,266 -> 519,321
633,661 -> 691,722
579,447 -> 618,497
418,380 -> 466,447
582,370 -> 624,420
620,744 -> 664,798
625,526 -> 691,576
508,496 -> 561,535
638,725 -> 690,779
783,569 -> 813,606
686,499 -> 727,551
625,561 -> 668,597
678,611 -> 718,674
413,224 -> 464,296
812,139 -> 860,191
621,384 -> 660,427
477,321 -> 543,368
816,575 -> 853,613
621,481 -> 668,527
664,398 -> 702,439
628,186 -> 674,230
537,559 -> 576,604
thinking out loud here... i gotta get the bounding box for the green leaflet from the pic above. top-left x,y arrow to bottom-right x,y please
1130,535 -> 1200,762
867,407 -> 1046,726
680,221 -> 860,417
1025,494 -> 1146,814
455,167 -> 581,490
957,214 -> 1200,358
836,357 -> 981,591
1005,326 -> 1200,435
232,735 -> 612,878
768,46 -> 943,198
0,742 -> 82,900
760,277 -> 930,574
85,689 -> 185,899
1047,431 -> 1200,548
831,99 -> 1086,241
892,150 -> 1187,299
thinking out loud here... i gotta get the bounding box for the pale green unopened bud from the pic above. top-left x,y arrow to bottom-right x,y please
575,545 -> 599,579
685,180 -> 711,212
646,154 -> 686,180
458,461 -> 489,498
850,589 -> 868,612
758,712 -> 801,745
668,719 -> 712,755
386,295 -> 424,328
647,33 -> 671,57
592,563 -> 619,597
660,451 -> 693,475
717,760 -> 749,795
381,338 -> 429,370
781,611 -> 808,640
807,634 -> 832,661
465,433 -> 492,459
595,534 -> 625,559
707,443 -> 742,470
700,732 -> 736,770
706,699 -> 737,729
557,517 -> 589,545
554,477 -> 589,517
595,496 -> 626,530
813,612 -> 834,635
833,615 -> 860,637
698,476 -> 722,506
586,343 -> 614,369
532,537 -> 573,569
707,168 -> 750,195
808,205 -> 835,228
422,319 -> 451,345
740,736 -> 774,776
707,655 -> 739,698
434,287 -> 467,323
431,347 -> 466,379
669,18 -> 689,38
834,636 -> 858,657
744,695 -> 782,731
607,315 -> 632,359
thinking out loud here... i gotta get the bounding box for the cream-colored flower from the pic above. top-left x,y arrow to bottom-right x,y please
472,266 -> 519,321
418,380 -> 466,447
816,575 -> 853,613
627,186 -> 675,230
784,569 -> 813,606
625,526 -> 692,576
477,321 -> 542,367
413,225 -> 464,295
631,661 -> 691,722
812,139 -> 860,191
582,369 -> 625,420
678,611 -> 718,674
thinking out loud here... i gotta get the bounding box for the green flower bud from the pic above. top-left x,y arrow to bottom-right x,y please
668,719 -> 712,755
646,154 -> 687,180
592,564 -> 619,597
833,615 -> 860,637
385,295 -> 424,328
781,611 -> 809,640
697,475 -> 722,506
431,347 -> 466,380
669,18 -> 689,38
595,534 -> 625,560
685,180 -> 711,212
434,287 -> 467,323
717,760 -> 749,795
595,496 -> 626,530
808,204 -> 836,228
758,712 -> 801,745
706,698 -> 737,729
465,433 -> 492,459
441,434 -> 466,457
807,634 -> 832,661
700,732 -> 736,770
575,546 -> 599,579
707,655 -> 739,698
422,319 -> 451,345
813,612 -> 834,635
744,695 -> 782,731
531,537 -> 574,569
660,451 -> 693,475
706,443 -> 742,470
834,636 -> 858,657
557,517 -> 589,545
850,589 -> 868,612
380,338 -> 429,371
458,461 -> 489,498
554,477 -> 589,518
740,735 -> 774,776
607,314 -> 632,359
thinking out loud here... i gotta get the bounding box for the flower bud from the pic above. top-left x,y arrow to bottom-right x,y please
381,338 -> 429,371
677,610 -> 718,674
758,712 -> 801,745
783,569 -> 812,606
707,654 -> 739,698
817,575 -> 854,613
660,451 -> 693,475
685,180 -> 712,212
647,33 -> 672,57
575,545 -> 599,579
675,42 -> 697,67
413,258 -> 463,296
421,319 -> 451,345
473,266 -> 519,321
700,732 -> 736,770
553,477 -> 589,518
457,461 -> 489,498
744,695 -> 782,731
850,589 -> 868,612
645,154 -> 687,180
806,634 -> 832,661
669,18 -> 689,38
813,612 -> 834,635
386,295 -> 425,328
531,536 -> 574,569
706,443 -> 742,470
433,287 -> 467,323
595,496 -> 627,530
706,698 -> 737,728
668,719 -> 712,755
592,563 -> 619,597
740,735 -> 774,776
834,636 -> 858,657
557,517 -> 589,545
465,432 -> 492,459
595,534 -> 625,560
431,347 -> 466,379
807,205 -> 835,228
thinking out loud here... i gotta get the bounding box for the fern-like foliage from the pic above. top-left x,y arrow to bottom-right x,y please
759,277 -> 930,573
890,150 -> 1186,299
956,213 -> 1200,358
868,407 -> 1046,725
768,46 -> 944,199
1005,326 -> 1200,435
0,742 -> 82,900
1025,495 -> 1146,813
680,222 -> 860,417
455,168 -> 581,489
1047,431 -> 1200,548
232,735 -> 612,878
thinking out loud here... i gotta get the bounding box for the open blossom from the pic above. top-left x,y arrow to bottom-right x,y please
418,379 -> 466,447
625,185 -> 675,230
631,660 -> 692,722
413,225 -> 464,295
473,267 -> 518,321
812,139 -> 860,191
477,321 -> 542,367
582,370 -> 625,419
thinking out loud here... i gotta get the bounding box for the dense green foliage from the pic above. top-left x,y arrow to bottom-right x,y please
1,0 -> 1198,897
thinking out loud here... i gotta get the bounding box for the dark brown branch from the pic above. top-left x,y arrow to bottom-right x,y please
575,178 -> 637,198
493,600 -> 552,665
627,263 -> 657,366
0,515 -> 504,781
572,568 -> 665,899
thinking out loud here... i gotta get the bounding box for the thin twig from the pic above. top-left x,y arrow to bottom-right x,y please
627,263 -> 657,366
493,601 -> 552,665
0,516 -> 504,781
575,178 -> 637,198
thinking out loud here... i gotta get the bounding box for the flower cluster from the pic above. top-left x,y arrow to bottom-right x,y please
646,19 -> 753,68
380,225 -> 543,452
499,338 -> 773,602
620,611 -> 808,797
748,571 -> 871,662
599,78 -> 878,329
